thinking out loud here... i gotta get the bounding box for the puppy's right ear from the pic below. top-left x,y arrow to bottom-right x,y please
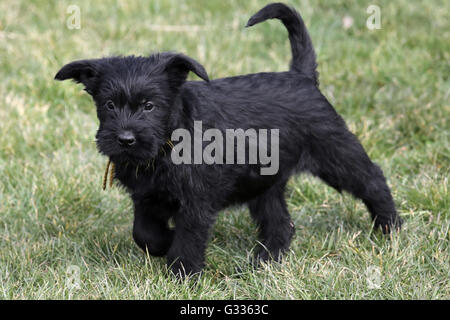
54,59 -> 100,95
164,54 -> 209,88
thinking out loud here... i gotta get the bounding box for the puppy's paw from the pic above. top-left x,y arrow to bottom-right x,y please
134,229 -> 174,257
167,257 -> 203,279
251,247 -> 285,269
374,215 -> 403,234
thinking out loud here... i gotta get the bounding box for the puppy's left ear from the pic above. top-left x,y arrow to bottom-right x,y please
164,54 -> 209,87
54,59 -> 101,95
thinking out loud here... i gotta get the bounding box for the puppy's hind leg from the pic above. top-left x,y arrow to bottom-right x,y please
248,181 -> 295,264
309,130 -> 402,233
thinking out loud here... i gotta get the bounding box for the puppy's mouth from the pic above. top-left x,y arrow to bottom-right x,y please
107,149 -> 156,165
96,141 -> 155,165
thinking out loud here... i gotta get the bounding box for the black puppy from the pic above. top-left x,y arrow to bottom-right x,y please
55,3 -> 402,276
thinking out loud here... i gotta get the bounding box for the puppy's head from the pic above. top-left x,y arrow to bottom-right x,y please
55,53 -> 208,164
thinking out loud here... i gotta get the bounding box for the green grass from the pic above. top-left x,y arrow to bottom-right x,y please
0,0 -> 449,299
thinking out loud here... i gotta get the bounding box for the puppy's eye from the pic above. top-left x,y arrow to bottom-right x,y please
105,100 -> 115,111
143,101 -> 155,112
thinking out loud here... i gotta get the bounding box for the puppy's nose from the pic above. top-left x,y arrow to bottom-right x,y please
117,131 -> 136,147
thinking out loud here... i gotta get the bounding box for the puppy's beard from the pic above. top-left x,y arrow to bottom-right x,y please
96,141 -> 156,165
112,148 -> 158,164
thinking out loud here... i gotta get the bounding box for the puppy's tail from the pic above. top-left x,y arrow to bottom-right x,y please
246,2 -> 318,85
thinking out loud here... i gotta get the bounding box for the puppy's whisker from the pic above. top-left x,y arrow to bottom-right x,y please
166,139 -> 175,149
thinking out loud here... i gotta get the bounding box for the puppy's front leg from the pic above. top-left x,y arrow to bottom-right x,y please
167,208 -> 215,277
132,198 -> 175,257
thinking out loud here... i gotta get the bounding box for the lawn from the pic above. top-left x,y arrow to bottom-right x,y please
0,0 -> 448,299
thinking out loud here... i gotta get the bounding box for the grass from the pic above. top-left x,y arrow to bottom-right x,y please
0,0 -> 448,299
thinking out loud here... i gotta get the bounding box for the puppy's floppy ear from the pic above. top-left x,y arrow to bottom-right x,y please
54,59 -> 101,95
164,54 -> 209,87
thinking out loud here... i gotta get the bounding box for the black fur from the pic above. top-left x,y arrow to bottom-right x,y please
55,3 -> 402,277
